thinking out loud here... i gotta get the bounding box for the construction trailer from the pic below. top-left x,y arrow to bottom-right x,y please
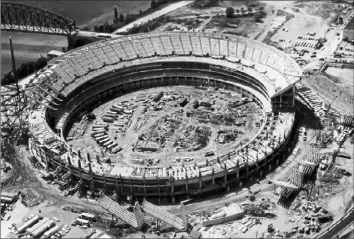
73,218 -> 90,226
98,138 -> 110,145
26,217 -> 49,234
103,140 -> 113,147
1,191 -> 19,200
110,107 -> 122,113
79,212 -> 96,221
102,117 -> 114,123
1,196 -> 14,204
111,146 -> 122,153
94,135 -> 109,141
31,219 -> 55,238
43,225 -> 61,238
17,215 -> 41,233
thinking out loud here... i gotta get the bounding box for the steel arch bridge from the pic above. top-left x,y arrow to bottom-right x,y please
1,1 -> 76,36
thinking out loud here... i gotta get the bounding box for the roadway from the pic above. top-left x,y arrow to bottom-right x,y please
316,208 -> 354,239
113,0 -> 193,34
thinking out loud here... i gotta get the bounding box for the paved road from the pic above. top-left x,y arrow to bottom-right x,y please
316,209 -> 354,239
113,1 -> 193,34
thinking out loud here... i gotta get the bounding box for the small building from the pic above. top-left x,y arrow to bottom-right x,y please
47,50 -> 64,58
343,17 -> 354,41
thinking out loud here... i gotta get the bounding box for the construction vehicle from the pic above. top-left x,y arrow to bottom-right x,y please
268,223 -> 275,233
248,188 -> 255,201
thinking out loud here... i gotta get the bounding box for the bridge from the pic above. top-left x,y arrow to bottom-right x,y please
1,1 -> 76,36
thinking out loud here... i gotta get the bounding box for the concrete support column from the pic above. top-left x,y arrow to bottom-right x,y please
143,177 -> 146,199
185,175 -> 189,197
223,163 -> 227,187
115,176 -> 119,201
246,160 -> 249,180
157,176 -> 161,205
103,174 -> 107,194
96,155 -> 100,164
236,165 -> 239,185
129,177 -> 133,196
171,177 -> 175,203
119,174 -> 123,195
280,94 -> 282,108
199,171 -> 202,191
67,156 -> 73,177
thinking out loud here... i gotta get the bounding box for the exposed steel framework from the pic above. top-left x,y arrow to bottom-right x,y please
1,85 -> 29,144
1,1 -> 76,35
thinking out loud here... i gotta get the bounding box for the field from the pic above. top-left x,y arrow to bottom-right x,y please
68,86 -> 264,168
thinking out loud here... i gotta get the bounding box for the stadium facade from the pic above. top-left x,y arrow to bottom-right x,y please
27,32 -> 302,203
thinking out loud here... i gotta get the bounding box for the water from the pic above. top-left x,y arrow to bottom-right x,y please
1,1 -> 150,76
9,1 -> 150,26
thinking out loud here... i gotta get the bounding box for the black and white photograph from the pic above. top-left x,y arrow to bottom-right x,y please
1,0 -> 354,238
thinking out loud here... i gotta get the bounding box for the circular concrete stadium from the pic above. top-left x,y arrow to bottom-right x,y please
27,32 -> 302,203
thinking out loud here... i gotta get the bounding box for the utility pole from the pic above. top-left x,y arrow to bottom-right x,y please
9,36 -> 20,93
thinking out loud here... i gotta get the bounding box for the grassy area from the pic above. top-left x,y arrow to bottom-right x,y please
206,15 -> 242,28
294,2 -> 345,21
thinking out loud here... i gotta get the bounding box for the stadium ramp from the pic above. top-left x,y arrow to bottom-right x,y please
142,199 -> 185,231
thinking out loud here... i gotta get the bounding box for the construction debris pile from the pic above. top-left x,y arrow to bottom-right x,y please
21,189 -> 43,208
216,130 -> 242,144
134,110 -> 184,152
173,125 -> 211,152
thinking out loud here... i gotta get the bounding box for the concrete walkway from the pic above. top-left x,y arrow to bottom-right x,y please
113,1 -> 193,34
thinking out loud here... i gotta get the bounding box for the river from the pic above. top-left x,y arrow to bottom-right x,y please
1,1 -> 150,76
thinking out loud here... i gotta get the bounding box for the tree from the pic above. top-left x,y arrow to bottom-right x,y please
225,7 -> 235,18
235,9 -> 240,14
87,112 -> 96,121
98,24 -> 104,32
119,14 -> 125,22
114,6 -> 118,22
103,23 -> 111,33
34,57 -> 47,70
151,0 -> 157,9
